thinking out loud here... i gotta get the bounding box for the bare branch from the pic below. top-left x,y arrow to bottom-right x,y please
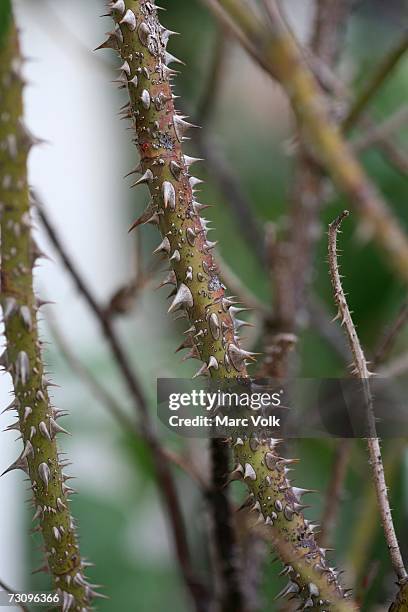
352,106 -> 408,154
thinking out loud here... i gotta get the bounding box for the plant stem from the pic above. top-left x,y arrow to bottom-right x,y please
0,16 -> 93,610
328,211 -> 407,584
102,1 -> 356,608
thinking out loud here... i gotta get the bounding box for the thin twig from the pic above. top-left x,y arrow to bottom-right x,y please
343,32 -> 408,131
328,210 -> 407,584
352,106 -> 408,153
47,313 -> 139,435
204,0 -> 408,281
34,195 -> 209,611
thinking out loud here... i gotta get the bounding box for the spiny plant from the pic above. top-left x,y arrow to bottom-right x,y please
0,6 -> 96,610
99,1 -> 356,608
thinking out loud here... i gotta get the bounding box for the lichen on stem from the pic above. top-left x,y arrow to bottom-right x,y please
102,1 -> 355,608
0,12 -> 95,612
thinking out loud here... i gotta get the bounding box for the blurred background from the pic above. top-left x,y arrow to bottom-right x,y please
0,0 -> 407,610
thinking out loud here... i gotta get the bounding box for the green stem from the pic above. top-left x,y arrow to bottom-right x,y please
102,1 -> 355,608
0,16 -> 94,611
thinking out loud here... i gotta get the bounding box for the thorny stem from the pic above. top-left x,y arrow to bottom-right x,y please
49,302 -> 206,490
36,200 -> 208,611
195,27 -> 246,612
208,438 -> 245,612
342,32 -> 408,132
0,17 -> 93,611
328,211 -> 407,585
47,314 -> 139,435
352,107 -> 408,154
103,1 -> 355,608
207,0 -> 408,282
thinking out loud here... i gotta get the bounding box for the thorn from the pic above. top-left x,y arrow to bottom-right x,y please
38,462 -> 50,488
128,203 -> 159,232
119,8 -> 137,31
153,236 -> 171,255
192,363 -> 209,378
244,463 -> 256,481
130,168 -> 153,187
156,271 -> 177,289
168,283 -> 194,313
49,417 -> 70,438
162,181 -> 176,209
1,454 -> 29,477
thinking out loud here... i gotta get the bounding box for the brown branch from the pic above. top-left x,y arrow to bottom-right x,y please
194,28 -> 246,612
343,32 -> 408,132
34,195 -> 209,611
317,439 -> 351,549
328,210 -> 407,584
374,300 -> 408,366
48,311 -> 207,490
352,106 -> 408,154
207,439 -> 245,612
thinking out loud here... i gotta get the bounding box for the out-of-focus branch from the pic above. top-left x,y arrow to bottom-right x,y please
47,313 -> 139,434
49,314 -> 206,488
379,352 -> 408,378
34,196 -> 209,611
352,106 -> 408,154
317,440 -> 351,549
374,300 -> 408,366
343,33 -> 408,132
196,26 -> 228,127
259,0 -> 353,381
204,0 -> 408,281
328,211 -> 407,584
